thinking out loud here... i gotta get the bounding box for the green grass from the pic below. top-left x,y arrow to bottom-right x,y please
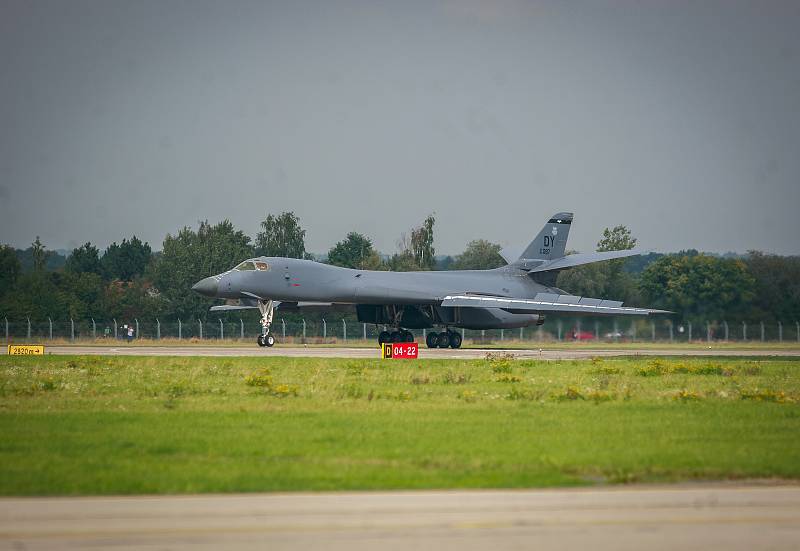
1,354 -> 799,495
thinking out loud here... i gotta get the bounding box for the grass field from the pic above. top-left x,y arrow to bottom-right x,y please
1,353 -> 799,495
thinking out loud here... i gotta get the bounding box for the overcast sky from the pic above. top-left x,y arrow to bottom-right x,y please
1,0 -> 799,257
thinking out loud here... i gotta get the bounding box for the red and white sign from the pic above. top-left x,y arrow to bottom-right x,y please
382,342 -> 418,359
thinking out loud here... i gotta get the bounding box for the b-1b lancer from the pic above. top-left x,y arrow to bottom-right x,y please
192,213 -> 668,348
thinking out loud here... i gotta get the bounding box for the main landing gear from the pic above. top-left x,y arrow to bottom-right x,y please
378,330 -> 415,344
256,299 -> 275,347
426,329 -> 462,349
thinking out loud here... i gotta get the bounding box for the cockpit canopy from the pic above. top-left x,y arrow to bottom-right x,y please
234,260 -> 270,272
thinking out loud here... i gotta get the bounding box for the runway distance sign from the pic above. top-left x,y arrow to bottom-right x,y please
7,345 -> 45,355
381,342 -> 418,359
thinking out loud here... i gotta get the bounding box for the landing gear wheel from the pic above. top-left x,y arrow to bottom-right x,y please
391,331 -> 403,343
426,332 -> 439,348
438,331 -> 451,349
449,331 -> 462,349
402,330 -> 414,343
257,335 -> 266,347
265,334 -> 275,347
378,331 -> 391,345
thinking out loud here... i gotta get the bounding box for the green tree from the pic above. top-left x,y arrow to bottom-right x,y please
743,251 -> 800,322
151,220 -> 254,320
65,242 -> 103,275
102,236 -> 152,281
0,245 -> 21,295
410,214 -> 436,270
557,225 -> 639,302
452,239 -> 505,270
31,236 -> 48,272
255,212 -> 307,258
639,254 -> 756,322
327,232 -> 384,269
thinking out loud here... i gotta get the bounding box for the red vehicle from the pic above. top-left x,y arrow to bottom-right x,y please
570,330 -> 595,341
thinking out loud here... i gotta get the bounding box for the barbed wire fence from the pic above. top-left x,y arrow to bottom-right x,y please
3,315 -> 799,344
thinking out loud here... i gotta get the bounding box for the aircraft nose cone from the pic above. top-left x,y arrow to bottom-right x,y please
191,276 -> 218,297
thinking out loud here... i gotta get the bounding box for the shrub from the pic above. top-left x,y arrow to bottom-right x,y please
244,369 -> 273,388
485,352 -> 515,373
637,359 -> 669,377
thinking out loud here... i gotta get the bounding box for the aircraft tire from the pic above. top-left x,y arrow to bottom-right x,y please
449,331 -> 462,349
438,332 -> 451,348
265,334 -> 275,347
402,330 -> 414,342
426,332 -> 439,348
378,331 -> 391,345
257,335 -> 266,347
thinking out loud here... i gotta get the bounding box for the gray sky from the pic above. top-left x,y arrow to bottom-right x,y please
1,0 -> 799,256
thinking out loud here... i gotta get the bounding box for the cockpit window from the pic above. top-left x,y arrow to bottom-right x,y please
235,261 -> 256,271
254,261 -> 269,271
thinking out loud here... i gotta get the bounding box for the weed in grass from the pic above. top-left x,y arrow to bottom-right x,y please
552,386 -> 615,403
506,387 -> 541,401
337,383 -> 363,399
410,375 -> 430,385
244,369 -> 273,388
673,389 -> 702,402
740,389 -> 793,403
442,371 -> 470,384
593,366 -> 622,375
484,352 -> 515,373
271,384 -> 299,398
459,389 -> 478,403
345,362 -> 365,376
637,359 -> 669,376
495,374 -> 521,383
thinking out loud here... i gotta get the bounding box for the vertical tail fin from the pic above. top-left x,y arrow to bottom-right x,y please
518,212 -> 573,262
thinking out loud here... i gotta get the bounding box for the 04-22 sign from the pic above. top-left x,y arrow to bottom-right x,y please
381,342 -> 418,359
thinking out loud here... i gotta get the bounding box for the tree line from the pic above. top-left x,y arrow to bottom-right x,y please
1,213 -> 798,325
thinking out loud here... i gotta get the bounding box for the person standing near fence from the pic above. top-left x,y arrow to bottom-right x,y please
127,325 -> 134,343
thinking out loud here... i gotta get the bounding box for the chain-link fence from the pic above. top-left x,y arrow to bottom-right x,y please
3,315 -> 799,344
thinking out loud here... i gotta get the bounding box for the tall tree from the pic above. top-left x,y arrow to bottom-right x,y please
65,242 -> 103,275
327,232 -> 383,270
31,236 -> 48,272
255,212 -> 307,258
0,245 -> 21,294
452,239 -> 505,270
102,236 -> 152,281
151,220 -> 254,319
639,254 -> 756,322
410,214 -> 436,270
744,251 -> 800,322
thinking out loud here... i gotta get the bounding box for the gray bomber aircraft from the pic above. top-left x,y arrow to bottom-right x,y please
192,212 -> 668,348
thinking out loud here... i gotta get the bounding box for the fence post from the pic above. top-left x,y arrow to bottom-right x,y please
178,319 -> 182,340
27,317 -> 31,339
706,321 -> 711,343
156,319 -> 161,340
92,318 -> 96,339
631,320 -> 636,341
240,318 -> 244,340
557,320 -> 562,341
135,319 -> 139,339
500,328 -> 504,341
70,318 -> 75,342
481,329 -> 486,342
342,319 -> 347,342
219,319 -> 223,340
281,318 -> 286,338
519,327 -> 523,340
48,317 -> 53,340
113,318 -> 117,339
462,327 -> 466,341
363,323 -> 367,340
742,321 -> 747,341
651,321 -> 655,342
322,318 -> 327,339
302,319 -> 306,340
198,319 -> 203,340
778,321 -> 782,342
760,321 -> 765,342
688,321 -> 692,342
724,320 -> 729,341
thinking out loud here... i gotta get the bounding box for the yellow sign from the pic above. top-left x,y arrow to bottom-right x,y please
7,345 -> 45,355
381,343 -> 393,358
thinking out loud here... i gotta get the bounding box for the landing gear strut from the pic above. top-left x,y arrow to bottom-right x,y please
256,299 -> 275,347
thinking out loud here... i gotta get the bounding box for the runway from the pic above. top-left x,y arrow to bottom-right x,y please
1,485 -> 798,550
41,344 -> 800,359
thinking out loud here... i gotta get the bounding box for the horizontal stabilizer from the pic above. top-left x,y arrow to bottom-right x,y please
441,293 -> 670,316
528,249 -> 644,273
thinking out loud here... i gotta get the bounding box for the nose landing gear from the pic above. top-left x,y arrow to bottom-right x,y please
256,299 -> 275,347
